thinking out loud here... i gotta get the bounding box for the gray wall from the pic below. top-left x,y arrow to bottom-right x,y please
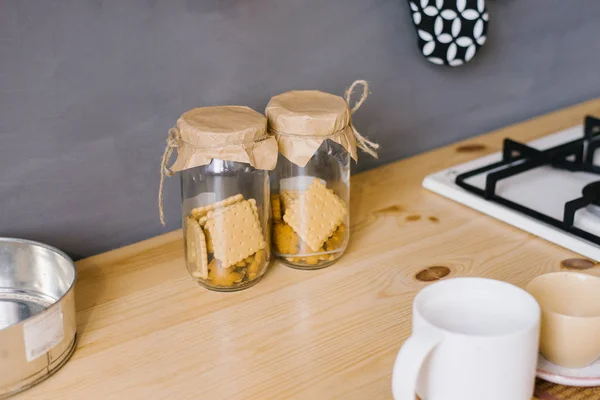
1,0 -> 599,259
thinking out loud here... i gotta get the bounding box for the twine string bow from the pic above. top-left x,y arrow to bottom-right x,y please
344,80 -> 379,158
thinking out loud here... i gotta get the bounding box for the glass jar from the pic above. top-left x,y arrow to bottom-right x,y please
159,106 -> 278,291
182,160 -> 271,291
271,140 -> 350,269
266,83 -> 377,269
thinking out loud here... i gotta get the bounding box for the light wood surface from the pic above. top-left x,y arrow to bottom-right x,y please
18,99 -> 600,400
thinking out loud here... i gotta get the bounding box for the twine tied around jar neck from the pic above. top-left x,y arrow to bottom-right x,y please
345,79 -> 369,113
158,128 -> 269,225
268,80 -> 379,158
158,128 -> 181,225
343,80 -> 379,158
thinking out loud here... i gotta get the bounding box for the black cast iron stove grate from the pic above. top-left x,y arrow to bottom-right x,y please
455,116 -> 600,246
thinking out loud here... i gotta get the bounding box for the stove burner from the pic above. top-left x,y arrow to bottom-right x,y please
455,115 -> 600,246
583,181 -> 600,206
566,180 -> 600,227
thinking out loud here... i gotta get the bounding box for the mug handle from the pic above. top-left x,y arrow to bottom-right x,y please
392,327 -> 443,400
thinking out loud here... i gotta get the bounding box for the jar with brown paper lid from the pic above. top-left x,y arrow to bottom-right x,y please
266,80 -> 379,269
159,106 -> 278,291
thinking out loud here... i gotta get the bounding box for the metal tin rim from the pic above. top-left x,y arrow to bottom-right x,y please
0,237 -> 77,330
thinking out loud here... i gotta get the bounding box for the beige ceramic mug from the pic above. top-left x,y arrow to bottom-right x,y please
526,271 -> 600,368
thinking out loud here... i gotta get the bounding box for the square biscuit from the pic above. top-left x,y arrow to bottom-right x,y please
191,194 -> 243,220
186,216 -> 208,279
205,200 -> 267,268
283,179 -> 347,252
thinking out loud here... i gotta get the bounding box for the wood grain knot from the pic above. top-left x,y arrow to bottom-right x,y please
456,144 -> 486,153
405,215 -> 421,222
415,266 -> 451,282
428,216 -> 439,223
374,205 -> 404,215
561,258 -> 596,270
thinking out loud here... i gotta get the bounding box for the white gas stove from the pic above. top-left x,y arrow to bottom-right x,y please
423,116 -> 600,261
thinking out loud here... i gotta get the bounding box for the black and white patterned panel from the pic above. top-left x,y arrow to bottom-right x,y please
409,0 -> 488,66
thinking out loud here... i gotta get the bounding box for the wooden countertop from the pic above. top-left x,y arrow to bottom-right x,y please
20,99 -> 600,400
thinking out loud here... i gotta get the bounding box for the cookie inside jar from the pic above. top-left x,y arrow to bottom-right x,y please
185,193 -> 270,290
272,177 -> 349,269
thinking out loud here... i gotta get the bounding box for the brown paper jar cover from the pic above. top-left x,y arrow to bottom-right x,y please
265,90 -> 359,167
169,106 -> 278,172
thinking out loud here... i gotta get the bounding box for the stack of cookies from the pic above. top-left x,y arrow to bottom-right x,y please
186,194 -> 268,288
272,179 -> 347,266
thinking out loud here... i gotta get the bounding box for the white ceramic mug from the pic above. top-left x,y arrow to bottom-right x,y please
392,277 -> 540,400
